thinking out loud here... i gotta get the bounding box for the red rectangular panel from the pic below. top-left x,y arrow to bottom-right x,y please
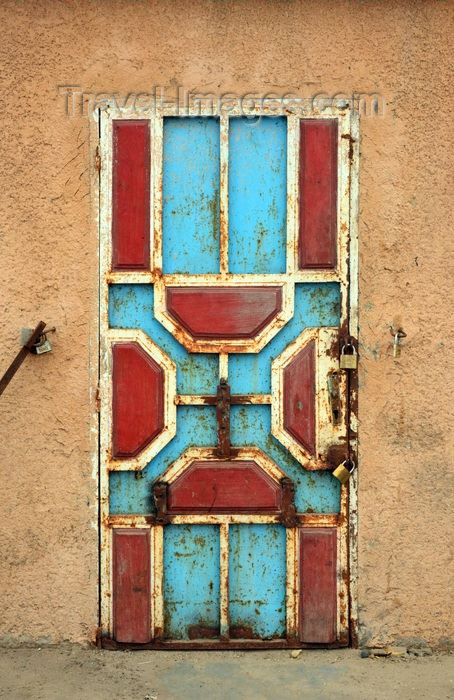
112,120 -> 150,271
113,529 -> 151,643
299,528 -> 337,643
299,120 -> 338,270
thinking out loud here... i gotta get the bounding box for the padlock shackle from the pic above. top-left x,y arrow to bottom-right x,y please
341,344 -> 357,355
344,459 -> 356,474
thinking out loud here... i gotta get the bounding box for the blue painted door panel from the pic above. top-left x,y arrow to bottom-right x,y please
164,525 -> 220,639
162,117 -> 220,275
228,117 -> 287,274
229,524 -> 286,639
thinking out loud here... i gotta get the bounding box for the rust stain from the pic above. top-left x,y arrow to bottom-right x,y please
229,625 -> 260,640
324,330 -> 340,358
341,133 -> 355,163
174,394 -> 272,406
187,625 -> 220,640
325,442 -> 348,469
95,146 -> 101,174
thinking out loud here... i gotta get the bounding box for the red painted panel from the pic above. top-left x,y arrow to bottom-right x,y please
112,120 -> 150,271
299,120 -> 338,270
283,340 -> 316,455
166,287 -> 282,340
299,528 -> 337,643
113,529 -> 151,643
112,342 -> 164,459
168,461 -> 282,513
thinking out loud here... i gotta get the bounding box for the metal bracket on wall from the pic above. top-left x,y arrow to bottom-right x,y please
0,322 -> 55,397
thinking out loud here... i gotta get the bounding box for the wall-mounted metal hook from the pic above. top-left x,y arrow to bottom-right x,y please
25,325 -> 56,355
0,322 -> 55,397
389,326 -> 407,340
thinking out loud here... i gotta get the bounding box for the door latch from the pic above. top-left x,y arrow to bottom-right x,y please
327,372 -> 342,426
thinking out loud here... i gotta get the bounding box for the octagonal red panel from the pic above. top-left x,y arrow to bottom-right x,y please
112,342 -> 165,459
167,460 -> 282,514
283,340 -> 316,455
166,286 -> 282,340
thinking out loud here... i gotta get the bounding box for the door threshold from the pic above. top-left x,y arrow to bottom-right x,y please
100,637 -> 349,651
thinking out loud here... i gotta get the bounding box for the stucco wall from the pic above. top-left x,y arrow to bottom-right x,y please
1,0 -> 453,648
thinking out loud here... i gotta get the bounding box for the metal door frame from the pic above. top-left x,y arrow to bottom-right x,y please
92,101 -> 359,648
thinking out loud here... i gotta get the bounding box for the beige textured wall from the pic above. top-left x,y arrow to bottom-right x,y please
0,1 -> 452,648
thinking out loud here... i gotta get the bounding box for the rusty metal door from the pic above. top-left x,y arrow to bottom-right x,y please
98,103 -> 358,649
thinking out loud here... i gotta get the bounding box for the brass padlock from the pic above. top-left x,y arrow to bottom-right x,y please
332,460 -> 356,484
340,344 -> 358,370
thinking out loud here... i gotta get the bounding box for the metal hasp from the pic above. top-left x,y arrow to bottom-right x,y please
153,482 -> 169,525
216,379 -> 231,458
0,321 -> 47,397
327,372 -> 342,425
280,477 -> 297,527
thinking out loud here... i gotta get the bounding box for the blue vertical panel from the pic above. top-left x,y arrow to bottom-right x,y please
109,405 -> 217,514
229,524 -> 286,639
230,404 -> 340,514
109,284 -> 218,395
228,117 -> 287,274
164,525 -> 220,639
229,283 -> 340,395
163,118 -> 220,274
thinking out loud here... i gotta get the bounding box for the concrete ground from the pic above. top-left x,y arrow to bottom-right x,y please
0,647 -> 453,700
